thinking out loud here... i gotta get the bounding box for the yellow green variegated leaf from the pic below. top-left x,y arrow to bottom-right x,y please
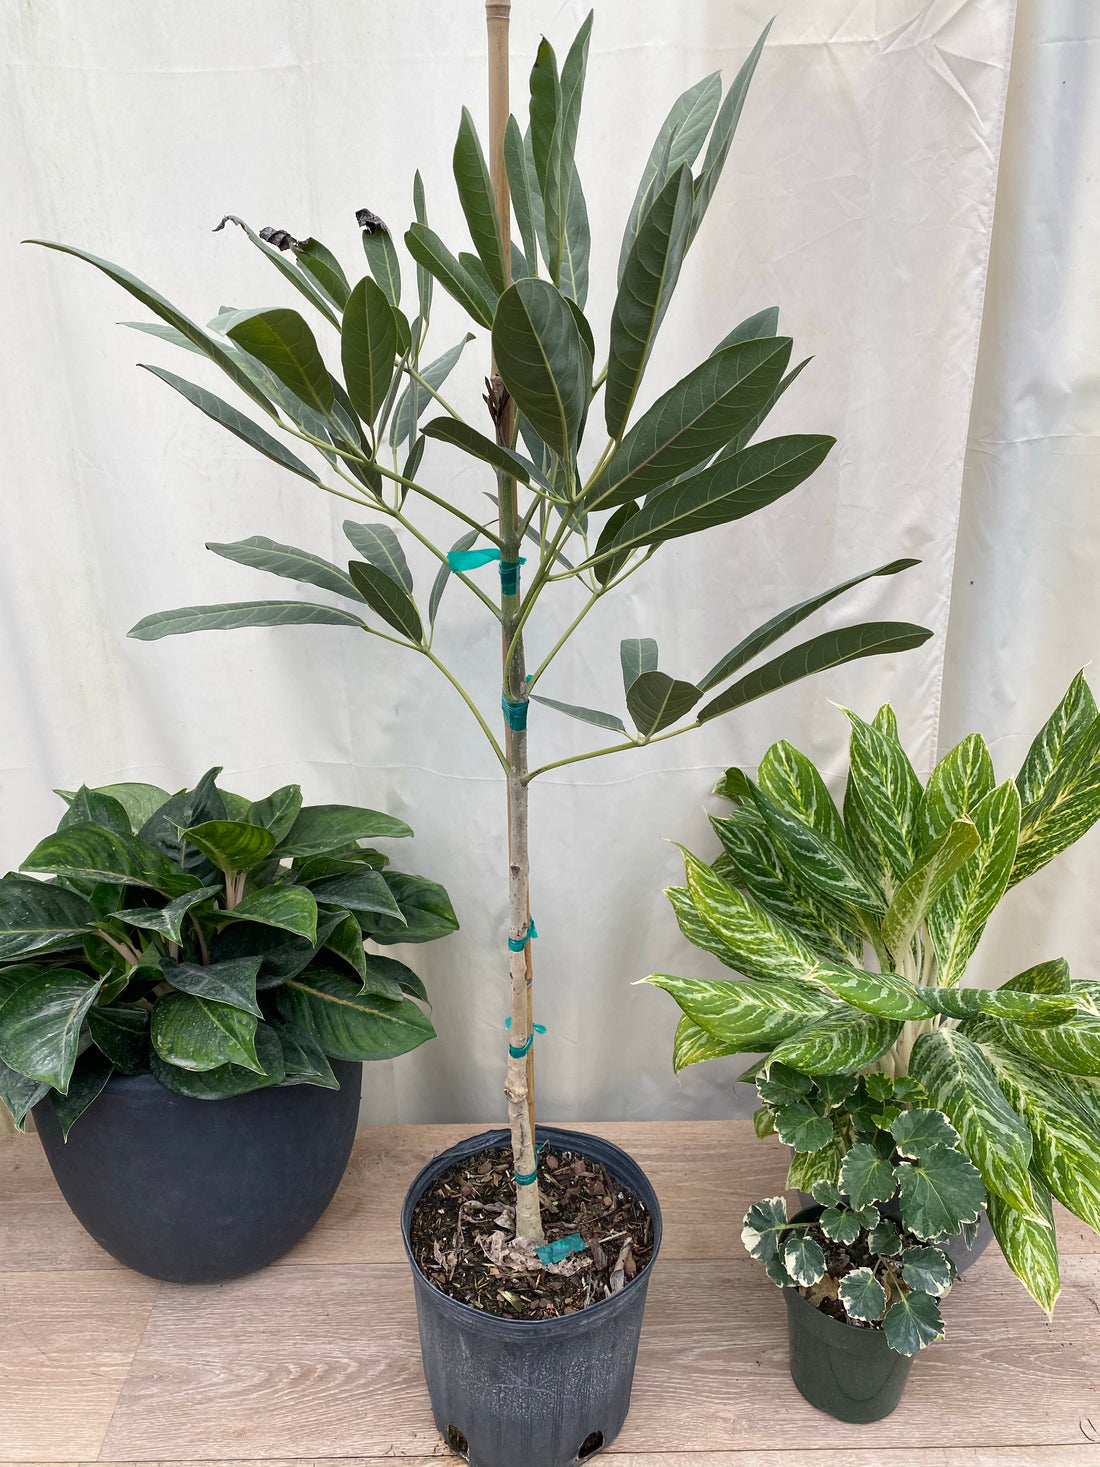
909,1028 -> 1040,1220
710,808 -> 864,966
880,816 -> 981,960
1003,958 -> 1071,994
916,732 -> 996,851
920,985 -> 1077,1026
1012,704 -> 1100,887
1016,670 -> 1098,809
841,778 -> 892,903
841,704 -> 923,890
815,966 -> 934,1021
681,849 -> 827,982
987,1175 -> 1060,1317
665,886 -> 744,970
644,973 -> 837,1052
768,1006 -> 901,1076
978,1039 -> 1100,1234
992,1009 -> 1100,1077
926,780 -> 1021,988
672,1013 -> 739,1073
787,1136 -> 844,1192
746,781 -> 886,915
757,740 -> 847,847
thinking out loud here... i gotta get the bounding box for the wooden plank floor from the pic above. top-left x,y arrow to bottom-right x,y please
2,1121 -> 1098,1464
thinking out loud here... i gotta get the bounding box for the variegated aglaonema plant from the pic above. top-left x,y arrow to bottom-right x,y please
744,1070 -> 985,1354
0,771 -> 456,1134
647,671 -> 1100,1323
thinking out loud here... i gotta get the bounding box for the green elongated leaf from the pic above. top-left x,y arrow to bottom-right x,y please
420,417 -> 531,485
927,780 -> 1021,988
137,769 -> 225,878
841,705 -> 923,893
529,16 -> 592,300
207,535 -> 362,600
839,1267 -> 887,1321
453,107 -> 507,295
815,967 -> 933,1022
709,356 -> 811,465
29,240 -> 278,418
0,878 -> 93,959
644,973 -> 835,1052
620,638 -> 659,694
360,220 -> 402,308
680,848 -> 831,982
343,522 -> 413,595
891,1107 -> 961,1158
151,990 -> 262,1073
348,561 -> 423,643
114,885 -> 222,944
995,1010 -> 1100,1076
505,114 -> 541,271
151,1021 -> 283,1099
0,1058 -> 50,1128
894,1143 -> 986,1240
916,732 -> 996,852
626,672 -> 700,736
605,164 -> 694,439
711,811 -> 864,966
1012,711 -> 1100,886
87,1005 -> 149,1074
910,1028 -> 1038,1219
62,783 -> 170,834
129,600 -> 366,641
213,217 -> 342,326
276,804 -> 411,859
712,308 -> 781,352
389,333 -> 476,449
587,336 -> 792,514
245,785 -> 303,844
320,910 -> 370,985
698,622 -> 932,724
372,954 -> 428,1002
839,1142 -> 897,1207
741,1195 -> 789,1262
122,319 -> 205,354
0,969 -> 102,1091
49,1050 -> 115,1138
881,817 -> 982,960
769,1008 -> 901,1077
58,787 -> 131,838
882,1290 -> 944,1356
920,985 -> 1077,1026
409,171 -> 434,324
526,693 -> 628,736
757,741 -> 846,848
1003,957 -> 1072,995
665,886 -> 745,972
273,1023 -> 340,1089
671,1013 -> 739,1073
341,276 -> 398,426
139,365 -> 321,484
492,278 -> 587,458
1016,671 -> 1098,808
783,1234 -> 826,1287
404,223 -> 494,328
221,885 -> 319,943
747,779 -> 886,915
591,501 -> 638,586
987,1174 -> 1060,1316
617,71 -> 723,284
363,872 -> 458,944
160,956 -> 263,1019
20,823 -> 180,893
182,820 -> 276,875
311,870 -> 404,922
226,307 -> 333,416
277,965 -> 434,1060
429,529 -> 479,625
788,1138 -> 845,1194
773,1103 -> 833,1153
600,435 -> 835,560
689,22 -> 771,242
699,559 -> 921,694
291,237 -> 350,311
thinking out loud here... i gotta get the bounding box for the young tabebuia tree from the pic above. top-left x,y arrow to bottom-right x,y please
29,13 -> 931,1241
648,672 -> 1100,1314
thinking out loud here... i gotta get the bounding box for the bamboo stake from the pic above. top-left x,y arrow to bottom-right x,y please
487,0 -> 543,1242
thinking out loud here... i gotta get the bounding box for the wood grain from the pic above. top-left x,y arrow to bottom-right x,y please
19,1452 -> 1097,1467
0,1270 -> 159,1461
0,1135 -> 121,1272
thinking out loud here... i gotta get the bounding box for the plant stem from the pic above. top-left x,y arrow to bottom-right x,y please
403,362 -> 464,422
525,721 -> 704,783
422,647 -> 509,770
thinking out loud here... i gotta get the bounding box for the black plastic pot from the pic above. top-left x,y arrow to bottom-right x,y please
401,1126 -> 662,1467
33,1061 -> 361,1283
783,1206 -> 913,1421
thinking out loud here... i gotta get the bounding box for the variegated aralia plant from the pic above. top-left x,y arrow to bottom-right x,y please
647,672 -> 1100,1315
0,771 -> 456,1135
744,1068 -> 985,1354
27,16 -> 933,1240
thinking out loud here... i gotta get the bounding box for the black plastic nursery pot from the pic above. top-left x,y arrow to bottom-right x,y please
783,1206 -> 913,1422
33,1060 -> 362,1283
401,1125 -> 663,1467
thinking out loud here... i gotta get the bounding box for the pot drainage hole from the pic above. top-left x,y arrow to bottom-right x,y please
578,1430 -> 604,1459
446,1425 -> 469,1458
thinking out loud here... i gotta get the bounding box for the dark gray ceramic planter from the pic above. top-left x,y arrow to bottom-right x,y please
401,1126 -> 662,1467
34,1061 -> 361,1283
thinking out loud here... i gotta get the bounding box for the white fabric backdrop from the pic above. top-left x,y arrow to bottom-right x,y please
4,0 -> 1085,1130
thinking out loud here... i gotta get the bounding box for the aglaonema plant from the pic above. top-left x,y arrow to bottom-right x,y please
28,13 -> 932,1241
647,672 -> 1100,1313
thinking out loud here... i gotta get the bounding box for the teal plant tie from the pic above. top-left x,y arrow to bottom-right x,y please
499,558 -> 524,595
505,1014 -> 546,1058
515,1166 -> 538,1187
447,546 -> 502,572
508,917 -> 539,952
535,1232 -> 587,1265
502,674 -> 533,733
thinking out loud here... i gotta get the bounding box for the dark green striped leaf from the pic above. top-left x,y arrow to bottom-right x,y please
926,780 -> 1021,988
0,969 -> 102,1091
916,732 -> 996,852
841,705 -> 923,892
0,878 -> 93,960
179,821 -> 276,875
221,886 -> 319,943
114,886 -> 221,945
881,817 -> 982,959
768,1007 -> 901,1076
276,966 -> 434,1060
645,972 -> 836,1053
747,779 -> 886,914
151,990 -> 262,1073
160,956 -> 263,1019
151,1022 -> 283,1099
671,1013 -> 740,1073
87,1005 -> 149,1074
1013,705 -> 1100,886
